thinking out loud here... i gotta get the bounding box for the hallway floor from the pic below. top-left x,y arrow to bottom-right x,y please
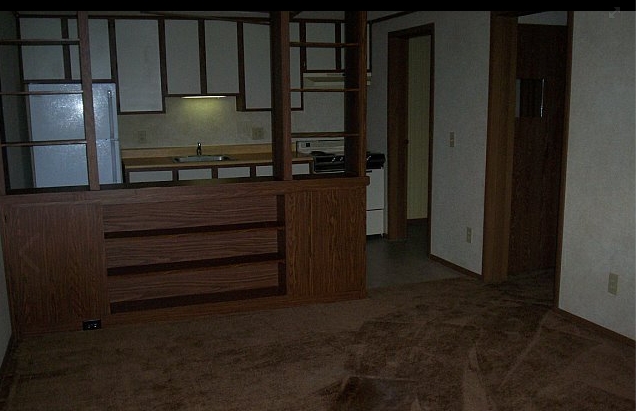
366,221 -> 463,289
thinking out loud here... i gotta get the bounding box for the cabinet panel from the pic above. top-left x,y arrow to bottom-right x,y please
128,170 -> 173,183
218,166 -> 250,178
205,20 -> 240,94
286,187 -> 366,297
178,168 -> 212,180
108,262 -> 280,303
305,22 -> 337,71
243,23 -> 271,110
68,19 -> 112,80
165,20 -> 201,95
2,202 -> 108,336
115,19 -> 163,112
19,18 -> 65,80
105,229 -> 279,268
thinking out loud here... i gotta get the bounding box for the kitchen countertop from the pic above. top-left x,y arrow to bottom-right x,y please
121,144 -> 313,171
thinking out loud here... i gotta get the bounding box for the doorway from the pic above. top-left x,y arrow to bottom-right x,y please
386,24 -> 434,251
483,11 -> 571,303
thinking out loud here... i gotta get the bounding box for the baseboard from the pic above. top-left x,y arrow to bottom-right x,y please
553,307 -> 636,347
428,254 -> 481,279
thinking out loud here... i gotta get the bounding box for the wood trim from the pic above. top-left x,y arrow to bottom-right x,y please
77,11 -> 100,190
386,23 -> 434,241
198,19 -> 207,94
429,254 -> 481,279
270,12 -> 293,181
482,13 -> 517,283
553,11 -> 574,310
553,307 -> 636,347
343,11 -> 367,177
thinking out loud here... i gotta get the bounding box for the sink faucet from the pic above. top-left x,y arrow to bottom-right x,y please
196,142 -> 202,156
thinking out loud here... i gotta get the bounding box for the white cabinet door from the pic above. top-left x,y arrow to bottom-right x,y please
178,168 -> 212,180
305,22 -> 337,71
20,18 -> 65,80
115,20 -> 163,112
218,167 -> 250,178
128,170 -> 173,183
205,20 -> 240,94
68,19 -> 112,80
243,23 -> 271,110
165,20 -> 201,95
293,163 -> 310,175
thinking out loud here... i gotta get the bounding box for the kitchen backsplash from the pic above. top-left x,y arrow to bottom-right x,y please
118,93 -> 345,149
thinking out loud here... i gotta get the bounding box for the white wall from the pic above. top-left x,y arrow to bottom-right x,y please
559,11 -> 635,339
369,11 -> 490,274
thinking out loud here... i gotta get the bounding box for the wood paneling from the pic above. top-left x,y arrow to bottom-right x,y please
105,228 -> 280,268
108,262 -> 280,303
2,202 -> 107,336
102,196 -> 278,232
286,187 -> 366,297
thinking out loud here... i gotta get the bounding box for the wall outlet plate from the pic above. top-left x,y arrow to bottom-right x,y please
82,319 -> 102,330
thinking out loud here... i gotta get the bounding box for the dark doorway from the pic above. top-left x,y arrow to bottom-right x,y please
483,11 -> 571,305
386,24 -> 434,250
509,24 -> 567,277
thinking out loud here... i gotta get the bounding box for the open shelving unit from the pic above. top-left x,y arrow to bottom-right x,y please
270,11 -> 368,180
0,11 -> 101,194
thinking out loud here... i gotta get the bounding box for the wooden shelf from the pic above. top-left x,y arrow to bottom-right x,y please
0,38 -> 79,46
290,41 -> 359,48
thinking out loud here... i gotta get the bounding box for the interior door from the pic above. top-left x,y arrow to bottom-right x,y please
508,23 -> 567,275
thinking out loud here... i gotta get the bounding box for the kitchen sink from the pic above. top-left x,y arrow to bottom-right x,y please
173,155 -> 234,162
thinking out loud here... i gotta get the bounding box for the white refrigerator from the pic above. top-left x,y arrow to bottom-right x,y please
27,83 -> 122,187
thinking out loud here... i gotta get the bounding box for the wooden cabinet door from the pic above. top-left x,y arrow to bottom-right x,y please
243,22 -> 271,110
2,202 -> 108,336
115,19 -> 163,112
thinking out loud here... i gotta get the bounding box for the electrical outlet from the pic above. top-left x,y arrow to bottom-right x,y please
82,319 -> 101,331
466,227 -> 472,243
251,127 -> 265,140
136,130 -> 147,144
449,131 -> 455,147
608,272 -> 619,295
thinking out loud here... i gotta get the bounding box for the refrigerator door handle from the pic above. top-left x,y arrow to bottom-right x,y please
107,89 -> 115,141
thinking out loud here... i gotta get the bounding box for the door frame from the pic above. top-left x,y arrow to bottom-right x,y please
386,23 -> 435,250
482,10 -> 572,304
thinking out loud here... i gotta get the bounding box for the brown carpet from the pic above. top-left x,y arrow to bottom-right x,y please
0,273 -> 634,410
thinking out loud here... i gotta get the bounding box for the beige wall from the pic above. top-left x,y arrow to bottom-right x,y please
559,11 -> 635,338
407,35 -> 430,220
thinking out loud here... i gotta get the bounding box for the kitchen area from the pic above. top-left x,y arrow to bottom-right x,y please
0,11 -> 383,337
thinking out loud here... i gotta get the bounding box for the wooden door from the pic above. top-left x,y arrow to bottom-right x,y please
508,24 -> 567,274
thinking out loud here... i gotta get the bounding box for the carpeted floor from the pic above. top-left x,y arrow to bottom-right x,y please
0,272 -> 634,410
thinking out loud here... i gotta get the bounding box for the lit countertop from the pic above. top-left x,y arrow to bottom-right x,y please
121,144 -> 312,171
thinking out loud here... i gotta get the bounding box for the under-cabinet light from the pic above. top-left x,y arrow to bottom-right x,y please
181,95 -> 226,99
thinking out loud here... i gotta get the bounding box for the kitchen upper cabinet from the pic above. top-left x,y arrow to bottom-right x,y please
205,20 -> 240,94
242,23 -> 271,110
241,21 -> 301,111
305,22 -> 338,71
68,19 -> 112,80
164,19 -> 201,95
165,20 -> 201,95
115,19 -> 163,112
19,18 -> 65,80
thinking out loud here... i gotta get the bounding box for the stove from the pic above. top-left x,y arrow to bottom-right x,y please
296,140 -> 385,174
